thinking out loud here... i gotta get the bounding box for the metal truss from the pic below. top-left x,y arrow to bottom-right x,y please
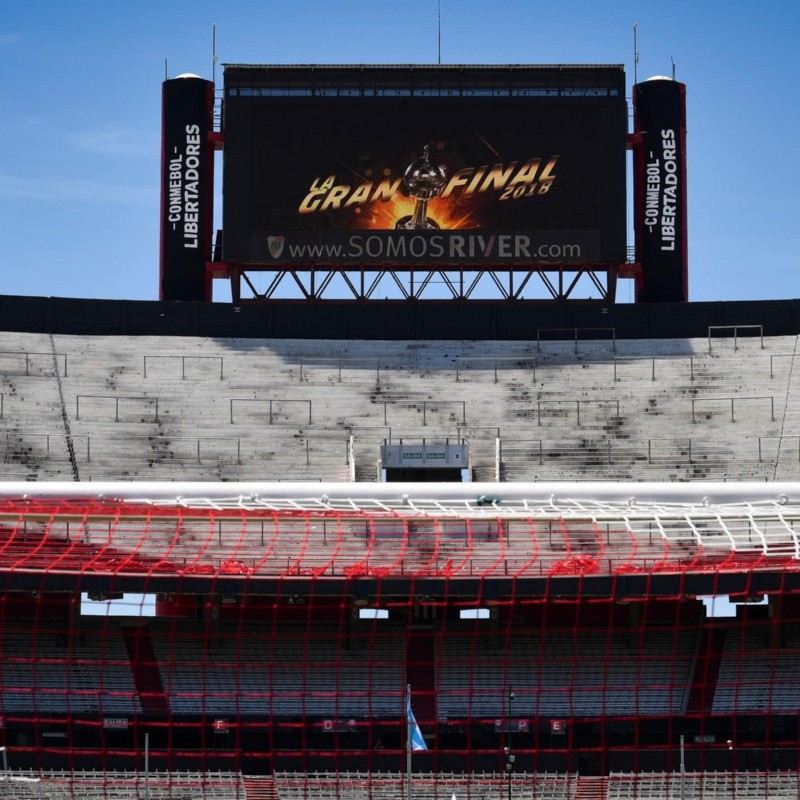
213,264 -> 634,303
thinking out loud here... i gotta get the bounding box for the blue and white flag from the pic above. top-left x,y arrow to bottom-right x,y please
407,694 -> 428,751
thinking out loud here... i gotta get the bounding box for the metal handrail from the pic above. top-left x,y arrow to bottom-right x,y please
455,356 -> 538,383
613,354 -> 695,382
537,327 -> 616,354
143,354 -> 223,379
537,399 -> 620,427
708,324 -> 764,352
75,394 -> 159,422
0,351 -> 68,377
691,396 -> 774,424
230,398 -> 312,425
381,400 -> 466,426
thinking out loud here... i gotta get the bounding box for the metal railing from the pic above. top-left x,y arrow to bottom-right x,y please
758,435 -> 800,463
143,354 -> 224,379
494,434 -> 800,471
456,353 -> 699,385
291,436 -> 351,468
691,396 -> 774,424
381,400 -> 466,426
5,429 -> 794,473
297,356 -> 406,383
708,324 -> 764,352
230,398 -> 312,425
455,356 -> 538,383
496,437 -> 740,469
295,340 -> 734,392
537,327 -> 616,354
75,395 -> 159,422
536,399 -> 620,427
612,355 -> 695,382
348,424 -> 392,439
458,425 -> 501,440
2,432 -> 90,462
2,433 -> 357,469
498,438 -> 544,465
0,350 -> 68,377
381,437 -> 466,447
770,353 -> 794,379
143,436 -> 242,465
294,343 -> 782,388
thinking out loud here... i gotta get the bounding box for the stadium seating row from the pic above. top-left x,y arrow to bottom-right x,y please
1,330 -> 798,483
2,620 -> 800,719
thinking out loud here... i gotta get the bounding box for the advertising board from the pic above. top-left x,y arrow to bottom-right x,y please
222,71 -> 627,266
633,78 -> 688,301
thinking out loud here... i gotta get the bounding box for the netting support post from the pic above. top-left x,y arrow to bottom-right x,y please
144,732 -> 150,800
680,734 -> 685,800
506,686 -> 515,800
406,683 -> 412,800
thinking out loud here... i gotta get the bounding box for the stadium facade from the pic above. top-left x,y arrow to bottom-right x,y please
0,62 -> 799,800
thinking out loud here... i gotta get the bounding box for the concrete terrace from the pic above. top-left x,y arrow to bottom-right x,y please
0,330 -> 797,484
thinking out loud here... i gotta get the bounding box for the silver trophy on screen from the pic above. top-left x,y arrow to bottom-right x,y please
395,144 -> 447,230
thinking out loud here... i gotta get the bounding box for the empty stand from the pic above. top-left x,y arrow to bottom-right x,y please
0,618 -> 140,716
0,330 -> 797,482
713,624 -> 800,714
149,621 -> 406,718
436,629 -> 696,720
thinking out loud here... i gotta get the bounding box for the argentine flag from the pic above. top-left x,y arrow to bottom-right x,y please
407,695 -> 428,751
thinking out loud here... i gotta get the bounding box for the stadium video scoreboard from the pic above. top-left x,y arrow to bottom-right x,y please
220,65 -> 629,267
160,64 -> 688,303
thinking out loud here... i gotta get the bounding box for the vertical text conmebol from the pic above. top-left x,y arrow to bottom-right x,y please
659,128 -> 678,252
166,124 -> 202,250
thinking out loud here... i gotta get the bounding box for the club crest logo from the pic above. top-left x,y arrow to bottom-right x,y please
267,236 -> 285,259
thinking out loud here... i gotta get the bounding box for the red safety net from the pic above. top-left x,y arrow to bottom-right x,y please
0,496 -> 799,798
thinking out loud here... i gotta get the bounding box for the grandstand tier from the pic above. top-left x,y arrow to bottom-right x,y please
1,330 -> 799,484
1,328 -> 800,797
0,482 -> 797,782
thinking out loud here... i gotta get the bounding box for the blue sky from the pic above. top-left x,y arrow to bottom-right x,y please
1,0 -> 797,303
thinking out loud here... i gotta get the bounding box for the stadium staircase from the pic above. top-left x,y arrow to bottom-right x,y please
243,775 -> 279,800
406,632 -> 436,723
122,625 -> 169,715
686,628 -> 725,714
575,775 -> 608,800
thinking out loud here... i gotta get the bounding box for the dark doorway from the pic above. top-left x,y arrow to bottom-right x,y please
384,468 -> 464,482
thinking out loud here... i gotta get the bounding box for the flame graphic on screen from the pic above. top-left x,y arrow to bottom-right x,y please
353,196 -> 481,231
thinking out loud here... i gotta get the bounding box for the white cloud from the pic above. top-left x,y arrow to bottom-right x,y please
0,172 -> 154,206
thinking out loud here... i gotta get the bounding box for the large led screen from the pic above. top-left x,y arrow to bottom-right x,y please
223,95 -> 627,266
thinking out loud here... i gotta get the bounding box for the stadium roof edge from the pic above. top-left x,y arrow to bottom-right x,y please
222,63 -> 626,71
1,481 -> 798,511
